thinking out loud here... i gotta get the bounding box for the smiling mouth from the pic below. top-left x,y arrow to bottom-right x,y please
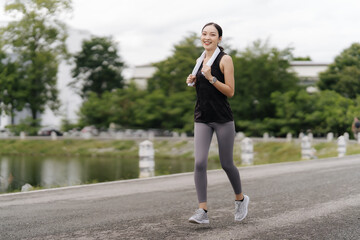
203,41 -> 212,45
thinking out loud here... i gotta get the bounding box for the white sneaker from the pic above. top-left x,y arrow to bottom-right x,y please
189,208 -> 209,224
235,195 -> 249,221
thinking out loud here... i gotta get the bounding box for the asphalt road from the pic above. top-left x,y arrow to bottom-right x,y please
1,155 -> 360,240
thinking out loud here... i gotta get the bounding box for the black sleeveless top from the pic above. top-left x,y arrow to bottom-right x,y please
194,51 -> 234,123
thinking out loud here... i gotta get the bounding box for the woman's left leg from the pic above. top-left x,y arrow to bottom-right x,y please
213,121 -> 242,197
213,121 -> 250,221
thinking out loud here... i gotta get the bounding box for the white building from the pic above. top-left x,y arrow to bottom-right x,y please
126,64 -> 157,90
289,61 -> 330,85
41,28 -> 92,127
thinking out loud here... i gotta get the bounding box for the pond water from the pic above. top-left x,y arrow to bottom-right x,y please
0,155 -> 222,193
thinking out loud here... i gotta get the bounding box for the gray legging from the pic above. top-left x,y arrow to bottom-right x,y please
194,121 -> 242,203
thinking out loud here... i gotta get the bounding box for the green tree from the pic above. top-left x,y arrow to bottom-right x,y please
131,90 -> 194,131
78,91 -> 116,129
148,33 -> 203,95
161,91 -> 196,133
318,43 -> 360,98
70,36 -> 125,99
312,90 -> 353,134
269,89 -> 320,136
231,40 -> 299,132
269,89 -> 354,136
78,83 -> 196,132
78,84 -> 146,129
0,53 -> 26,124
1,0 -> 72,121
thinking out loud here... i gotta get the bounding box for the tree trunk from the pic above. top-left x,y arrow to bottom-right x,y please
31,108 -> 37,124
10,108 -> 15,125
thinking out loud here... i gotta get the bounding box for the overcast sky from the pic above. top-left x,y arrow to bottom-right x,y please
1,0 -> 360,66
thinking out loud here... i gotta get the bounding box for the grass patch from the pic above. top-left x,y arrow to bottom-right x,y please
174,141 -> 188,148
345,143 -> 360,155
313,142 -> 337,158
252,142 -> 301,165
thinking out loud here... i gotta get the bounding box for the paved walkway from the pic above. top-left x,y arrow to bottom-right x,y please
1,155 -> 360,239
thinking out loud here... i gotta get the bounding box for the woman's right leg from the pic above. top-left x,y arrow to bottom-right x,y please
194,122 -> 214,208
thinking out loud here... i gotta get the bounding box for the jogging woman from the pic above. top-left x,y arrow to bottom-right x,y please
186,22 -> 249,224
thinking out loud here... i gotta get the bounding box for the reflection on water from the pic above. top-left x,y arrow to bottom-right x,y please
0,155 -> 222,193
139,156 -> 155,178
0,158 -> 10,190
139,140 -> 155,178
41,159 -> 82,187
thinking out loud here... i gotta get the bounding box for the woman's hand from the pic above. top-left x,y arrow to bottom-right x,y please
201,65 -> 212,81
186,74 -> 196,86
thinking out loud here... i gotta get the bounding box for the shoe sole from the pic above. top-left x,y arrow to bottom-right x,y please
235,196 -> 250,222
189,218 -> 209,224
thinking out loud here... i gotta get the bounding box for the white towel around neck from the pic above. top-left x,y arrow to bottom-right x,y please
188,47 -> 221,86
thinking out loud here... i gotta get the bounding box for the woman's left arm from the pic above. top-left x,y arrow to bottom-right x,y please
203,55 -> 235,98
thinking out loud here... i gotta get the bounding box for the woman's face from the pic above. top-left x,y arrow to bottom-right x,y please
201,25 -> 221,51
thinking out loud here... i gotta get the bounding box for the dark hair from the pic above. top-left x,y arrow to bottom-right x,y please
201,22 -> 224,51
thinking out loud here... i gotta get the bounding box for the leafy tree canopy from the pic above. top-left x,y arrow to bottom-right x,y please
318,43 -> 360,98
148,33 -> 203,95
70,36 -> 125,99
268,89 -> 357,136
1,0 -> 72,121
231,39 -> 299,123
0,47 -> 25,120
